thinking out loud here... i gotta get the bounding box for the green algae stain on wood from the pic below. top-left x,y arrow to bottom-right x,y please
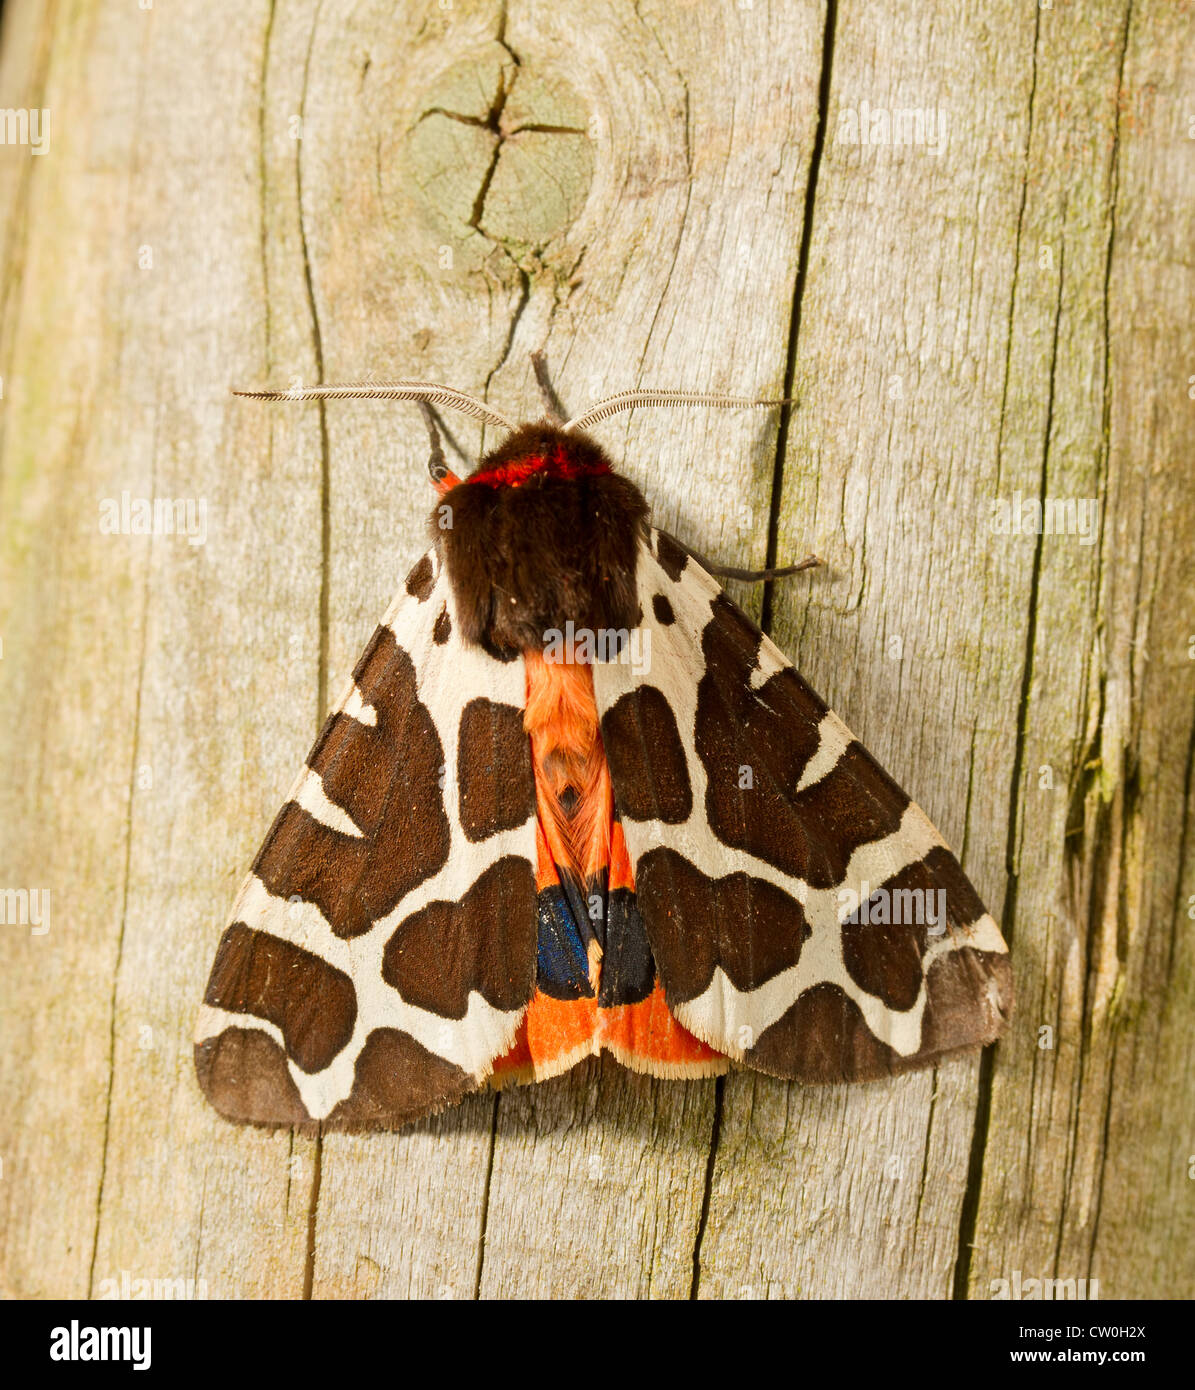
401,40 -> 594,264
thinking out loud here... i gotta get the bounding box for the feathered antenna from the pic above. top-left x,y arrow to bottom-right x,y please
231,379 -> 517,433
563,389 -> 792,433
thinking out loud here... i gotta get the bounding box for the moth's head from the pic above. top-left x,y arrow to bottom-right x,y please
230,357 -> 788,657
465,422 -> 613,491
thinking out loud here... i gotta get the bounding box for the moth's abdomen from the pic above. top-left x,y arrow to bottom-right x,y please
489,648 -> 727,1085
524,648 -> 612,888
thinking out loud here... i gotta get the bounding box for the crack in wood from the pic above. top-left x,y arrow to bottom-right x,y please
296,0 -> 331,1301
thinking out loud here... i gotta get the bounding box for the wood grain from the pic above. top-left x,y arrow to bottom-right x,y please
0,0 -> 1190,1300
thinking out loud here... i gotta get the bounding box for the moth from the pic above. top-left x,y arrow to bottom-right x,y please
195,357 -> 1012,1129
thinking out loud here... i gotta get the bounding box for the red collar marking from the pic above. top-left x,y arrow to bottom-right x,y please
467,444 -> 610,489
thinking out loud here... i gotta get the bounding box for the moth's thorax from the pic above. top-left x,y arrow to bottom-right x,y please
437,422 -> 649,660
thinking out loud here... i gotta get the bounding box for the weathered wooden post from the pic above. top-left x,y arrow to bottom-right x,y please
0,0 -> 1190,1299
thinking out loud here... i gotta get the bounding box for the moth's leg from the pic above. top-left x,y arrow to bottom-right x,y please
531,349 -> 567,427
705,554 -> 821,582
660,528 -> 821,583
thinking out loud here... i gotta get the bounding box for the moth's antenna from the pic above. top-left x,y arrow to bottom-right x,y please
563,390 -> 793,433
232,378 -> 517,433
531,350 -> 567,427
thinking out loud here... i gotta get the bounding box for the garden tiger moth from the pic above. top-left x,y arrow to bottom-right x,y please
194,363 -> 1013,1129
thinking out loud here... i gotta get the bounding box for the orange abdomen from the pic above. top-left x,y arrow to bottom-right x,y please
488,650 -> 726,1085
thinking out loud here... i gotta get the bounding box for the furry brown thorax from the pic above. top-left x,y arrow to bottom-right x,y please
436,423 -> 649,660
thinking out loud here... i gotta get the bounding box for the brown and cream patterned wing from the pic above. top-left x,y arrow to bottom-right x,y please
194,549 -> 538,1128
591,530 -> 1013,1083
